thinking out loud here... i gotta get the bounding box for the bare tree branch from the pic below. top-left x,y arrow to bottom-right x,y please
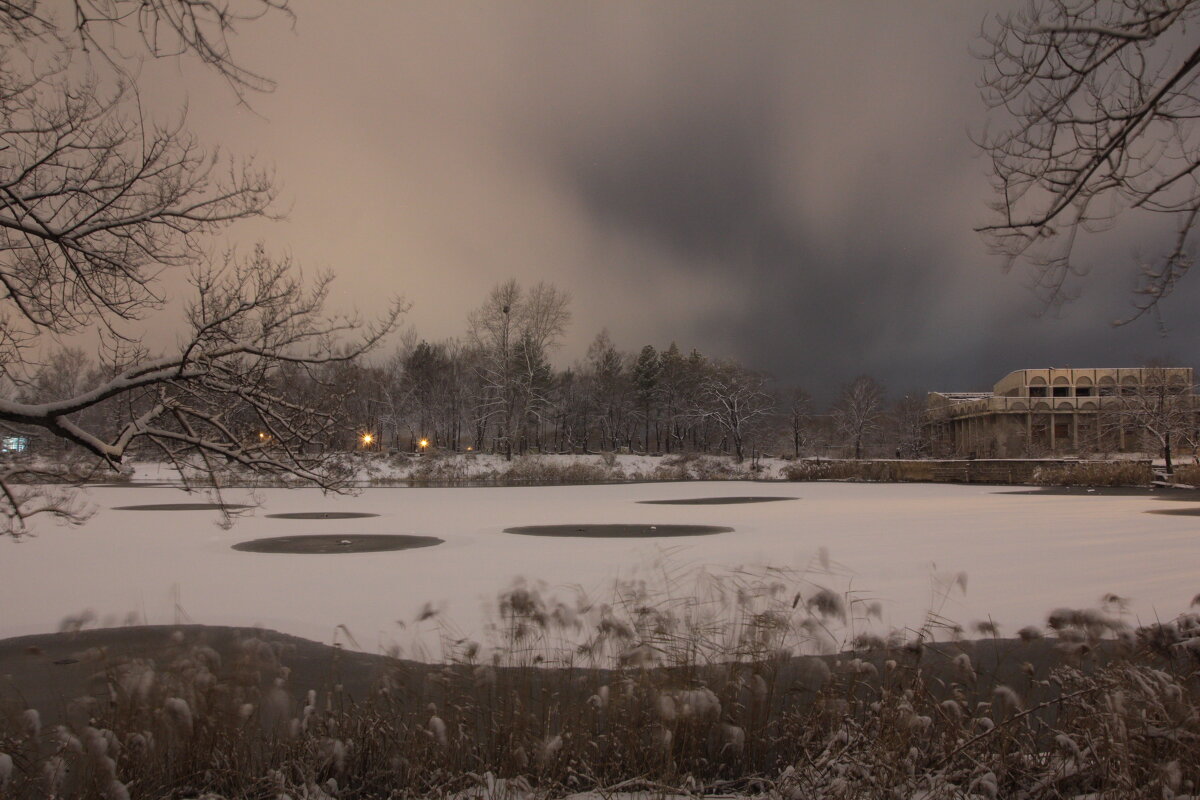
0,3 -> 402,536
978,0 -> 1200,321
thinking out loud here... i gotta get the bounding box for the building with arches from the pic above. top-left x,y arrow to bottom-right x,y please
925,368 -> 1196,457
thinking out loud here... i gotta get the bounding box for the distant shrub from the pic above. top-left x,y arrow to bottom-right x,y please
498,456 -> 621,484
401,455 -> 480,485
686,455 -> 748,480
644,453 -> 749,481
1170,463 -> 1200,486
639,452 -> 692,481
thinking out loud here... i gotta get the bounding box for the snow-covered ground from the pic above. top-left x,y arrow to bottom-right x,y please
2,481 -> 1196,654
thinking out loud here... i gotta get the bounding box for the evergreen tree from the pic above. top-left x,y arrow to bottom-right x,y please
587,330 -> 628,450
658,343 -> 686,452
633,345 -> 661,452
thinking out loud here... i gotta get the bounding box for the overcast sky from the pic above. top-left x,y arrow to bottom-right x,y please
147,1 -> 1200,403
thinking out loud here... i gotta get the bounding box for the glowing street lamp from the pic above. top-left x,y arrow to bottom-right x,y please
418,438 -> 429,452
361,432 -> 375,448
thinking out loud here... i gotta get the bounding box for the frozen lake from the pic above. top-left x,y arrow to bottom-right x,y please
2,481 -> 1197,653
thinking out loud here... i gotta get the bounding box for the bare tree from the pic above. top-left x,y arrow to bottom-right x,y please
548,365 -> 586,453
369,337 -> 417,451
833,375 -> 886,460
513,330 -> 555,451
21,348 -> 93,408
979,1 -> 1200,319
0,3 -> 403,534
16,346 -> 94,456
1098,367 -> 1196,473
786,387 -> 813,459
467,280 -> 570,457
699,361 -> 775,463
889,393 -> 931,459
410,339 -> 471,452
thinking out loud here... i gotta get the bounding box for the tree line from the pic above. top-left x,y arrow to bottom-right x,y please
15,279 -> 930,463
269,280 -> 939,461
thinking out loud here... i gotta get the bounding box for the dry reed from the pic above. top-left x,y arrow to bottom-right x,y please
2,562 -> 1198,798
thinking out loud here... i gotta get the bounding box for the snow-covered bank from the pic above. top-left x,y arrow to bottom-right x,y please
127,452 -> 795,486
3,481 -> 1198,654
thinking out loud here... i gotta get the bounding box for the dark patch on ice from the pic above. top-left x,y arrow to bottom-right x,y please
232,534 -> 443,554
265,512 -> 380,520
92,482 -> 178,488
112,503 -> 252,511
638,496 -> 797,505
1144,491 -> 1200,501
503,524 -> 732,538
991,486 -> 1177,498
1145,507 -> 1200,517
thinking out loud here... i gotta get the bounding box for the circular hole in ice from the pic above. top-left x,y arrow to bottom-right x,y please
112,503 -> 252,511
264,512 -> 380,520
637,496 -> 798,505
232,534 -> 443,554
502,524 -> 732,539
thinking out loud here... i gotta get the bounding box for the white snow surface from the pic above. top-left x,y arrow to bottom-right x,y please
2,480 -> 1197,654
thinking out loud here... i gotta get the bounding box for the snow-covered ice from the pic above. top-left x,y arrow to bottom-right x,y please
2,480 -> 1197,652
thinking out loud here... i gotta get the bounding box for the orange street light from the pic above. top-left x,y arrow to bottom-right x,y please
418,438 -> 429,450
361,432 -> 375,447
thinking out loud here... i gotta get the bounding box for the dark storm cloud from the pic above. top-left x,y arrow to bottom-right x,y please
550,85 -> 949,392
496,2 -> 1007,397
498,2 -> 1200,401
160,1 -> 1200,404
560,105 -> 782,267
